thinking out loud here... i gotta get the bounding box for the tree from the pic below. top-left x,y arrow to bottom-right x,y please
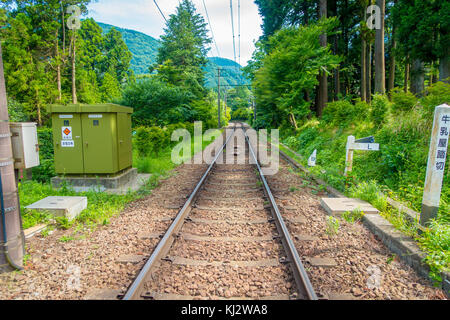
317,0 -> 328,117
393,0 -> 450,95
374,0 -> 385,94
156,0 -> 211,98
251,20 -> 341,128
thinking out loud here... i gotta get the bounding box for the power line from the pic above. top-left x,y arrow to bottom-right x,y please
229,0 -> 237,67
238,0 -> 241,85
153,0 -> 167,23
238,0 -> 241,67
202,0 -> 221,58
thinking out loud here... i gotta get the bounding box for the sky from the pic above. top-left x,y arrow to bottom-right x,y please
87,0 -> 263,66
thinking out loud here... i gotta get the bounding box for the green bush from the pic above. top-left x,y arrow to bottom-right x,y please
31,127 -> 56,183
7,99 -> 29,122
370,94 -> 390,127
420,81 -> 450,121
134,126 -> 151,157
390,88 -> 417,114
322,100 -> 354,126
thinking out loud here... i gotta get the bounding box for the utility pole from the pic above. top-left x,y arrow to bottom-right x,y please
0,43 -> 24,272
217,68 -> 221,128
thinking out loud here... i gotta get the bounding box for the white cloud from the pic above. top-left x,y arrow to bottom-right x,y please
87,0 -> 262,65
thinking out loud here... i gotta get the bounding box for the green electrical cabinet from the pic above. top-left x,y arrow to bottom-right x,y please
47,104 -> 133,175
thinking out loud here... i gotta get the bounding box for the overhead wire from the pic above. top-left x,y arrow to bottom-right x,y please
153,0 -> 168,23
202,0 -> 221,58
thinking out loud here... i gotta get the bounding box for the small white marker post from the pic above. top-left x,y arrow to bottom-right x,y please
421,104 -> 450,226
308,149 -> 317,167
344,136 -> 379,176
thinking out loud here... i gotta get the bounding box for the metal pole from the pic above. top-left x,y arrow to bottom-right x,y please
217,68 -> 221,128
0,43 -> 24,272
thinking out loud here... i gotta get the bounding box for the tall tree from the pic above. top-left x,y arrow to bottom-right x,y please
156,0 -> 211,98
374,0 -> 385,94
317,0 -> 328,117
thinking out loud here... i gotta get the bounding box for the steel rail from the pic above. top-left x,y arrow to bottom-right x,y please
243,125 -> 318,300
123,126 -> 236,300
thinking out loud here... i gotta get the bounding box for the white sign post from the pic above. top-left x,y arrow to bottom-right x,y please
308,149 -> 317,167
421,104 -> 450,226
344,136 -> 380,176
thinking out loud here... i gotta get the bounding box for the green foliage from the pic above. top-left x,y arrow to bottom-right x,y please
97,22 -> 160,75
323,99 -> 369,126
326,216 -> 340,236
349,181 -> 388,212
232,108 -> 252,120
156,0 -> 211,98
390,88 -> 417,114
342,208 -> 365,224
370,94 -> 391,127
121,77 -> 193,126
417,220 -> 450,283
31,127 -> 55,183
250,19 -> 341,127
420,81 -> 450,121
7,99 -> 29,122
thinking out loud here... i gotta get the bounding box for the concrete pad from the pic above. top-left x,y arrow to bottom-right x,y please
320,198 -> 379,216
25,196 -> 87,221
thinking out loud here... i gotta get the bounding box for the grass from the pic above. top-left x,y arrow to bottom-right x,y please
20,129 -> 223,234
279,137 -> 449,284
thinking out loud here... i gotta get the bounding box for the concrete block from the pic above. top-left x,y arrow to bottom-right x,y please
26,196 -> 87,221
320,198 -> 379,216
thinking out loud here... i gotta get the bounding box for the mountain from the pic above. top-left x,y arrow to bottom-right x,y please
96,22 -> 249,88
97,22 -> 160,75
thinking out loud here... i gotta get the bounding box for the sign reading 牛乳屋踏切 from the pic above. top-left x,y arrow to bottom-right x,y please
421,104 -> 450,226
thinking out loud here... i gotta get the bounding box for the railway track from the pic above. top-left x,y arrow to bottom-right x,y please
123,123 -> 316,300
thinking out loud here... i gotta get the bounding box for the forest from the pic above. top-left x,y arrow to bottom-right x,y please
244,0 -> 449,282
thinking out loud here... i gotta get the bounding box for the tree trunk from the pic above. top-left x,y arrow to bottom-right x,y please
361,9 -> 367,102
55,30 -> 62,102
439,55 -> 450,83
410,58 -> 425,96
367,44 -> 372,103
289,112 -> 298,130
317,0 -> 328,118
404,59 -> 409,92
71,32 -> 77,104
387,24 -> 396,94
61,2 -> 66,56
374,0 -> 385,94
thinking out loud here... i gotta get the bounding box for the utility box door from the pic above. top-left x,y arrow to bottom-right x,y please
53,114 -> 84,174
9,123 -> 40,169
117,113 -> 132,170
82,113 -> 118,174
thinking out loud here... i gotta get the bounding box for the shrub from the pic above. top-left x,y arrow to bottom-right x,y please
349,180 -> 388,212
420,81 -> 450,121
390,88 -> 417,114
322,100 -> 354,126
7,99 -> 29,122
134,126 -> 151,157
31,127 -> 56,183
370,94 -> 390,127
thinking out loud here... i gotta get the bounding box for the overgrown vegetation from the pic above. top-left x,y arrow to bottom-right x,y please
279,82 -> 449,282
